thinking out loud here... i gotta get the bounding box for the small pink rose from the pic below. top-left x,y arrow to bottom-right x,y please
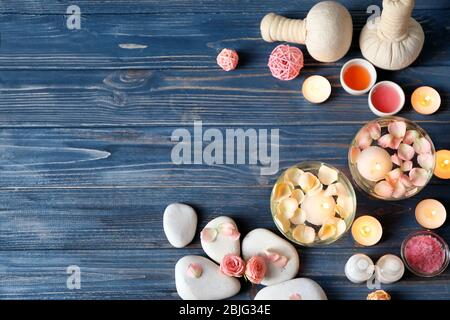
245,256 -> 267,284
220,254 -> 246,277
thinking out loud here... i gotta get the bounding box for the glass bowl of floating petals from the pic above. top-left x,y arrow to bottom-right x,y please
349,117 -> 435,200
270,161 -> 356,246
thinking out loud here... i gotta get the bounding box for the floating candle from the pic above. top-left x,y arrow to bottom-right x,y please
340,58 -> 376,95
302,191 -> 336,226
375,254 -> 404,284
415,199 -> 446,229
402,231 -> 449,276
434,150 -> 450,179
356,146 -> 393,182
411,86 -> 441,115
301,75 -> 331,104
351,215 -> 382,246
368,81 -> 405,116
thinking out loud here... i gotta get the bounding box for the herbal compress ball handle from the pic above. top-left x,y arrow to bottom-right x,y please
360,0 -> 424,70
260,1 -> 353,63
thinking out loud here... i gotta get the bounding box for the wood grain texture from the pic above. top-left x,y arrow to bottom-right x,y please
0,0 -> 448,300
0,10 -> 448,69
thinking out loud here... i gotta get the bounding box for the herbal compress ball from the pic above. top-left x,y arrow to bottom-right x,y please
360,0 -> 424,70
260,1 -> 353,63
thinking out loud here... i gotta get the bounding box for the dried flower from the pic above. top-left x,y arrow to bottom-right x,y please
367,290 -> 391,300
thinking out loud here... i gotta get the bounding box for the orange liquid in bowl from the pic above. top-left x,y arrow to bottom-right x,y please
343,65 -> 371,91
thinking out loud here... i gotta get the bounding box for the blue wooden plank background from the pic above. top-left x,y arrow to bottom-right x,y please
0,0 -> 448,300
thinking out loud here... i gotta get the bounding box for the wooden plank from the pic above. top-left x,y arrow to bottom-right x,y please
0,10 -> 447,69
0,124 -> 448,188
0,184 -> 448,250
0,67 -> 448,127
1,0 -> 448,14
0,248 -> 448,299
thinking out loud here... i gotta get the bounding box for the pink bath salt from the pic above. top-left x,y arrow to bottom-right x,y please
404,235 -> 446,274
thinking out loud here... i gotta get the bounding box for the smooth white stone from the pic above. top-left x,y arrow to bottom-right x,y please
375,254 -> 404,284
242,228 -> 299,286
200,216 -> 240,263
175,255 -> 241,300
254,278 -> 327,300
163,203 -> 197,248
345,254 -> 375,283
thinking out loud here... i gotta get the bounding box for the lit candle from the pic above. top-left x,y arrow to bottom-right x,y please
434,149 -> 450,179
415,199 -> 446,229
411,86 -> 441,115
356,146 -> 393,182
301,75 -> 331,104
351,215 -> 383,246
302,191 -> 336,226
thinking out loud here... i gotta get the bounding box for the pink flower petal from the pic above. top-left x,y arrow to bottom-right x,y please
374,181 -> 394,198
200,227 -> 218,243
229,230 -> 241,241
413,137 -> 432,154
392,181 -> 406,199
398,144 -> 415,161
264,249 -> 289,268
386,168 -> 402,185
388,121 -> 406,138
378,134 -> 393,148
403,130 -> 419,145
356,128 -> 373,149
405,187 -> 419,197
273,255 -> 288,268
349,146 -> 361,165
389,137 -> 402,150
187,263 -> 203,278
400,174 -> 413,188
391,153 -> 402,166
417,153 -> 434,171
401,160 -> 413,172
289,293 -> 303,300
409,168 -> 429,187
367,122 -> 381,140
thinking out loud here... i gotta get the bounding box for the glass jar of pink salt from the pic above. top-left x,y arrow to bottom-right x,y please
401,230 -> 449,277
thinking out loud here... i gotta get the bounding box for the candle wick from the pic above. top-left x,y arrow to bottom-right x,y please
431,210 -> 436,216
374,163 -> 381,171
322,203 -> 330,209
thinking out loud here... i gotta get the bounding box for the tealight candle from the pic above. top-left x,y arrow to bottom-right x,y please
301,75 -> 331,104
352,215 -> 382,246
434,150 -> 450,179
411,86 -> 441,115
415,199 -> 446,229
356,146 -> 393,182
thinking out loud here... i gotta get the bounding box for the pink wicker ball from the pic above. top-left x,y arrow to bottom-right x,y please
217,48 -> 239,71
268,44 -> 304,81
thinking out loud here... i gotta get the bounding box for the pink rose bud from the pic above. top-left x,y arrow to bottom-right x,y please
245,256 -> 267,284
220,254 -> 246,277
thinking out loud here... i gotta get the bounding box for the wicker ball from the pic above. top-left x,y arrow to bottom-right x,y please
217,48 -> 239,71
268,44 -> 304,81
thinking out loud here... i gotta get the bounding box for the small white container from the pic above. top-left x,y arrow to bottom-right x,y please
345,254 -> 375,284
340,58 -> 377,95
368,81 -> 405,117
375,254 -> 405,284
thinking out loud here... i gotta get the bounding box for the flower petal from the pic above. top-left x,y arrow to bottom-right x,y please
374,180 -> 394,198
284,167 -> 304,186
217,222 -> 237,236
318,223 -> 337,241
277,197 -> 299,219
403,130 -> 419,145
413,137 -> 432,154
400,174 -> 413,188
272,182 -> 293,202
349,146 -> 361,165
292,224 -> 315,244
391,153 -> 402,166
274,213 -> 291,233
417,153 -> 435,170
401,160 -> 413,172
289,293 -> 303,300
290,208 -> 306,225
356,128 -> 373,149
398,144 -> 415,161
386,168 -> 402,185
318,164 -> 338,185
378,134 -> 393,148
392,180 -> 406,199
290,189 -> 305,204
389,137 -> 403,150
200,228 -> 218,243
388,121 -> 406,138
367,122 -> 381,140
299,172 -> 320,193
409,168 -> 429,187
187,263 -> 203,278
